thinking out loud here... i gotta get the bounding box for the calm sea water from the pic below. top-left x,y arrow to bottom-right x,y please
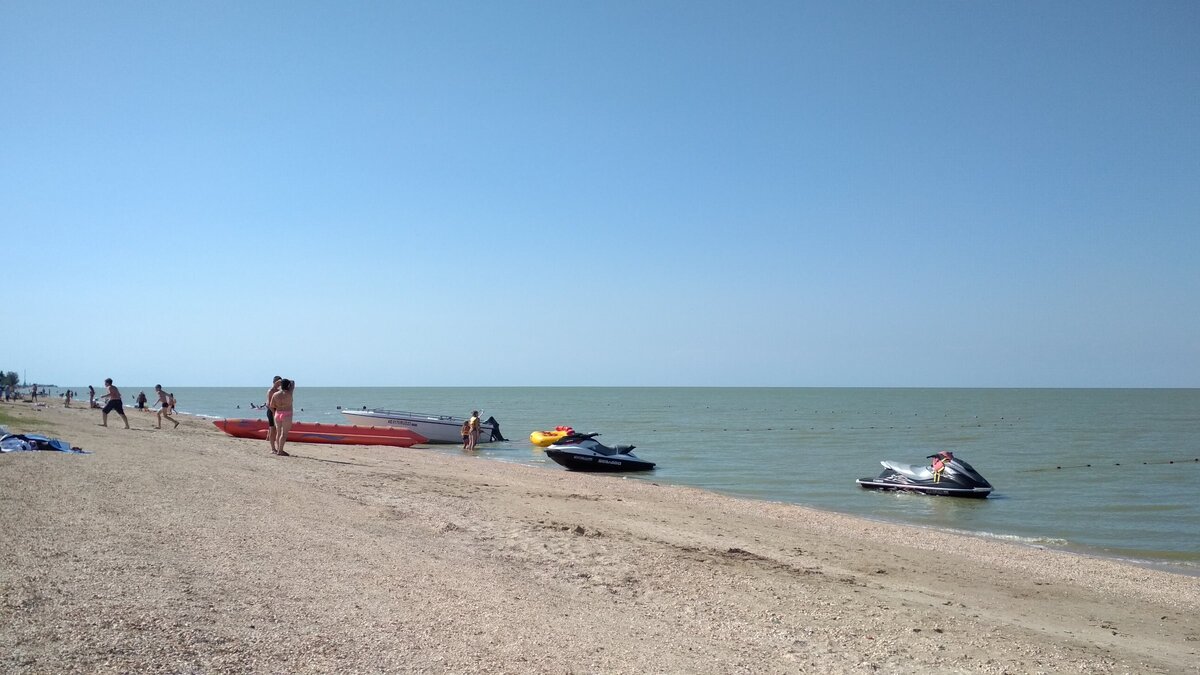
96,387 -> 1200,570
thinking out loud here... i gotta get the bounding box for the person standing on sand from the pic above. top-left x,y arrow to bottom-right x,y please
88,385 -> 96,408
466,410 -> 481,451
64,390 -> 72,407
461,419 -> 470,449
154,385 -> 180,429
168,392 -> 177,413
136,391 -> 148,410
99,378 -> 130,429
269,379 -> 294,456
266,376 -> 282,453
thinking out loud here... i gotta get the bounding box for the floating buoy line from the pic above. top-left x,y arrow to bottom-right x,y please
1019,457 -> 1200,473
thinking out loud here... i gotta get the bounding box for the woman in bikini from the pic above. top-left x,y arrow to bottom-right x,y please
269,379 -> 295,456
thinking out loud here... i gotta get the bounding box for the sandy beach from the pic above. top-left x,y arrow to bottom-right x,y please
1,401 -> 1197,674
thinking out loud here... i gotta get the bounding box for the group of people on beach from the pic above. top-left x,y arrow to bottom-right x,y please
265,376 -> 295,456
94,380 -> 180,430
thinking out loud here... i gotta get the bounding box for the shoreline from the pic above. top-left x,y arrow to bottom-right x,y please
180,409 -> 1200,576
2,401 -> 1198,672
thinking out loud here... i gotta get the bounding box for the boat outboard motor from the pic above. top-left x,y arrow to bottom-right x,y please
485,416 -> 506,442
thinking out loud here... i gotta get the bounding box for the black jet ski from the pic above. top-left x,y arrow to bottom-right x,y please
545,433 -> 655,472
857,451 -> 992,498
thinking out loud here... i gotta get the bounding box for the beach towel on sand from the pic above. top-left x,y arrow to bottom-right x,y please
0,433 -> 87,454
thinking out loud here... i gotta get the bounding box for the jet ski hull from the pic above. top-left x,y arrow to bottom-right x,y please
857,453 -> 993,498
545,448 -> 655,472
856,477 -> 992,498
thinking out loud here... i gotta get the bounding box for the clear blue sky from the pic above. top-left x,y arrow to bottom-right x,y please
3,1 -> 1197,387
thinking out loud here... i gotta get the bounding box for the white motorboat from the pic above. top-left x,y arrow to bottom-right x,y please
340,409 -> 506,445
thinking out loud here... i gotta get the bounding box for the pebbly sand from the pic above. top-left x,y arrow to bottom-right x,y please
1,401 -> 1197,674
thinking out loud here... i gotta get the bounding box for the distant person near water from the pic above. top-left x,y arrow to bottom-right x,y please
270,378 -> 294,457
461,419 -> 470,449
136,391 -> 148,409
88,385 -> 96,408
168,392 -> 177,413
154,385 -> 180,429
31,384 -> 38,403
466,410 -> 481,451
99,378 -> 130,429
64,390 -> 72,407
266,376 -> 282,454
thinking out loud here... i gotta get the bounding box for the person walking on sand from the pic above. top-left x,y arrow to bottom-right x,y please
99,378 -> 130,429
466,410 -> 481,451
270,379 -> 294,456
265,376 -> 282,454
154,384 -> 180,429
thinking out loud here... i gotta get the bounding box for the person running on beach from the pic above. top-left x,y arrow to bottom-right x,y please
99,378 -> 130,429
266,376 -> 282,454
466,410 -> 481,451
154,385 -> 180,429
269,379 -> 294,456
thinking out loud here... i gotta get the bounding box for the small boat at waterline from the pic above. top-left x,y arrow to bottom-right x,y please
340,409 -> 506,444
856,451 -> 993,498
213,419 -> 426,447
545,433 -> 656,472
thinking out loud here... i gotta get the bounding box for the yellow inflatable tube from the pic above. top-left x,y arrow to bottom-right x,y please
530,427 -> 574,447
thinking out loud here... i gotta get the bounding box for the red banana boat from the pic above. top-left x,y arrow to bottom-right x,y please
213,418 -> 427,447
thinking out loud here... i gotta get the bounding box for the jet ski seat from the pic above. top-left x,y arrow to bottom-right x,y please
881,461 -> 934,480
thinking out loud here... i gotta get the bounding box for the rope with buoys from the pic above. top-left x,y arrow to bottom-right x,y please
1018,457 -> 1199,473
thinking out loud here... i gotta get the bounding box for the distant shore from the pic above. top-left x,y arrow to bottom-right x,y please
2,401 -> 1198,673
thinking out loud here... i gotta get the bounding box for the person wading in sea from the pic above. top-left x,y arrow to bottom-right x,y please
466,410 -> 481,451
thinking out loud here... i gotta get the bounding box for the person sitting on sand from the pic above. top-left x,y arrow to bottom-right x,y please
269,379 -> 294,456
99,378 -> 130,429
154,385 -> 180,429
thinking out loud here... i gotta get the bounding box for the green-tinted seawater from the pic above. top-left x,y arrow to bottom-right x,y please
105,386 -> 1200,569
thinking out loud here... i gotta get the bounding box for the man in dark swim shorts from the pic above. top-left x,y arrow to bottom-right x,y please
99,378 -> 130,429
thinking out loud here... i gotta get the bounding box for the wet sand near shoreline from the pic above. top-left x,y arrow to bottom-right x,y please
2,402 -> 1198,673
